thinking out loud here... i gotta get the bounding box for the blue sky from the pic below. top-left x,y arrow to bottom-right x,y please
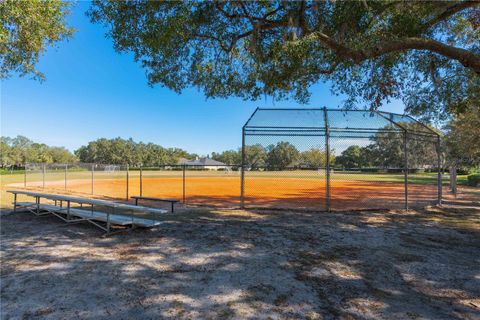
1,1 -> 405,156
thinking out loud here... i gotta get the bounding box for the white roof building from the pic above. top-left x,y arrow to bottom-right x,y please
178,157 -> 227,170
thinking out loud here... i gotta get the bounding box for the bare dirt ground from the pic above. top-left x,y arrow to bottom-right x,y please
1,189 -> 479,319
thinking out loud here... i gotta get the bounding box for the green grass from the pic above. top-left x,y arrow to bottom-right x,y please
1,173 -> 27,209
0,168 -> 25,175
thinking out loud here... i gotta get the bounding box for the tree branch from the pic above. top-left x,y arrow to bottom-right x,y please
213,1 -> 242,19
227,30 -> 254,52
314,32 -> 480,74
194,33 -> 230,52
239,2 -> 255,24
214,1 -> 284,24
297,0 -> 309,34
424,0 -> 480,30
364,38 -> 480,74
309,62 -> 339,76
314,32 -> 365,62
213,1 -> 480,72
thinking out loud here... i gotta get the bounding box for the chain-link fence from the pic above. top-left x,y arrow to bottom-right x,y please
21,163 -> 243,209
17,109 -> 442,212
24,163 -> 129,199
241,108 -> 443,211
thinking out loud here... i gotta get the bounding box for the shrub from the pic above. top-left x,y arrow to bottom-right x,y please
0,168 -> 25,175
457,167 -> 477,175
408,168 -> 426,174
467,173 -> 480,187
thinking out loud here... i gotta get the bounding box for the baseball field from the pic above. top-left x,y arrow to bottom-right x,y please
2,169 -> 443,211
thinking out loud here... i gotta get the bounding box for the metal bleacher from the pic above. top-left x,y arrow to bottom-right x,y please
8,190 -> 168,234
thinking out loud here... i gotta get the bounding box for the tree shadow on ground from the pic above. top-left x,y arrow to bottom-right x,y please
1,197 -> 479,319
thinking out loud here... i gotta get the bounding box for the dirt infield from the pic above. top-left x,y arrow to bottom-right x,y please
11,175 -> 439,211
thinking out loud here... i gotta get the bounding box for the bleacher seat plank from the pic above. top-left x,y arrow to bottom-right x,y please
8,190 -> 165,233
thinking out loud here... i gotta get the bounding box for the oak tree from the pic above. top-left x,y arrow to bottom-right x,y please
89,0 -> 480,120
0,0 -> 74,80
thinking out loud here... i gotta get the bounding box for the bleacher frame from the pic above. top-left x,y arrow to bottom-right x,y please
8,190 -> 168,234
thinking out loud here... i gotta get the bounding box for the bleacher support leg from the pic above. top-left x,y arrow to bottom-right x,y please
107,208 -> 112,234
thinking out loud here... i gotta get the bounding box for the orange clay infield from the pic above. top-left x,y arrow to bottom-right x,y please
24,172 -> 439,210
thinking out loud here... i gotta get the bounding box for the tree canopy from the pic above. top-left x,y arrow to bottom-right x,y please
0,136 -> 76,167
211,149 -> 241,165
445,106 -> 480,168
266,142 -> 300,169
0,0 -> 73,80
211,145 -> 268,168
335,145 -> 374,169
3,133 -> 462,171
89,0 -> 480,120
74,137 -> 195,166
334,129 -> 439,170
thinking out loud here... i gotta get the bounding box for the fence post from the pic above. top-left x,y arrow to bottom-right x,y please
140,166 -> 143,197
323,108 -> 331,212
240,127 -> 246,209
42,163 -> 46,189
65,163 -> 68,191
450,166 -> 457,196
126,164 -> 129,201
437,136 -> 442,205
182,164 -> 186,204
404,132 -> 408,210
91,164 -> 94,194
24,163 -> 27,188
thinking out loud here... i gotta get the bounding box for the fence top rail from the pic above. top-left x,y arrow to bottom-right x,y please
244,108 -> 439,137
23,163 -> 241,169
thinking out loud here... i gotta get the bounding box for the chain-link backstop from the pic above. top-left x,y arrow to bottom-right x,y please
241,108 -> 442,211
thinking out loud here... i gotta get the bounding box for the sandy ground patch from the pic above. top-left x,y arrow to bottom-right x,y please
1,191 -> 479,319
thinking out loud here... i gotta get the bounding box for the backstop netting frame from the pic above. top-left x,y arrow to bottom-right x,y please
240,108 -> 442,211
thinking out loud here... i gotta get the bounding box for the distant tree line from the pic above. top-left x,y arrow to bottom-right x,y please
213,131 -> 440,170
74,138 -> 196,166
0,136 -> 76,167
444,106 -> 480,173
0,136 -> 197,168
0,133 -> 448,170
3,114 -> 477,172
212,142 -> 330,169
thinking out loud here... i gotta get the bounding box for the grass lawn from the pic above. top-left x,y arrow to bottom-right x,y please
1,173 -> 25,210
